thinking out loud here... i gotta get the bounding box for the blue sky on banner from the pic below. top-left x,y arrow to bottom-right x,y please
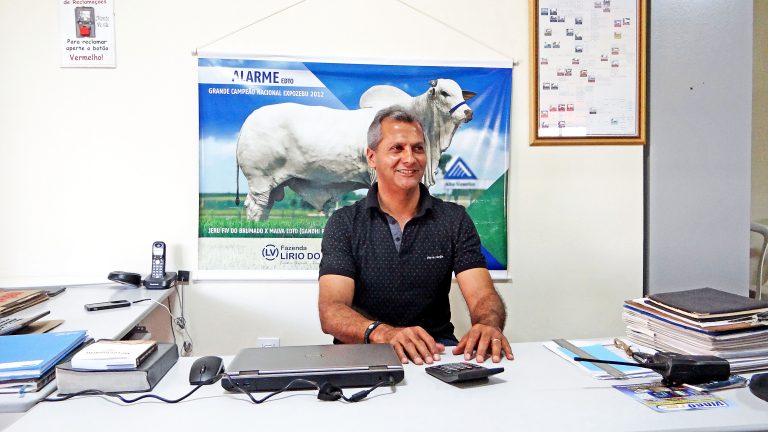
199,59 -> 511,193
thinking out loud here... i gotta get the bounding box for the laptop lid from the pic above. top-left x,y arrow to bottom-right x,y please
224,344 -> 404,391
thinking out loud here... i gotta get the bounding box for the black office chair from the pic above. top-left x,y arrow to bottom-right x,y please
750,222 -> 768,301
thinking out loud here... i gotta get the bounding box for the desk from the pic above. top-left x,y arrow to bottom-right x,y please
5,343 -> 768,432
0,284 -> 173,416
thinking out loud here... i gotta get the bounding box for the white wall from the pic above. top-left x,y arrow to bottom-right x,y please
0,0 -> 643,355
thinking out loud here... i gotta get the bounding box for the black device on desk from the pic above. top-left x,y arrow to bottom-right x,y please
426,362 -> 504,383
750,373 -> 768,402
108,271 -> 142,287
189,356 -> 225,385
142,241 -> 177,290
84,300 -> 131,311
574,351 -> 730,386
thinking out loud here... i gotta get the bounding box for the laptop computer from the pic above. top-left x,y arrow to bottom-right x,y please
222,344 -> 404,392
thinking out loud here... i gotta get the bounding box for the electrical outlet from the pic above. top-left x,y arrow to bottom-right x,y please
256,337 -> 280,348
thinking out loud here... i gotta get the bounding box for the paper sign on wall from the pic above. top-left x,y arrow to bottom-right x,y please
59,0 -> 116,68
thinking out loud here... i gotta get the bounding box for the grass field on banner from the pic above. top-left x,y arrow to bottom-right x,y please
466,175 -> 508,268
200,181 -> 507,268
199,193 -> 330,238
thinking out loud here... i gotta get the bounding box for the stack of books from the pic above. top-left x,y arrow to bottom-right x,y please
56,340 -> 178,394
0,289 -> 48,317
0,330 -> 88,394
623,287 -> 768,372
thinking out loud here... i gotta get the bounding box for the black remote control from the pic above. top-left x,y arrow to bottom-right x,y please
425,362 -> 504,383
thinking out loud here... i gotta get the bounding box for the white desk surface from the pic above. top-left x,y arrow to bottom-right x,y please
0,284 -> 173,414
5,343 -> 768,432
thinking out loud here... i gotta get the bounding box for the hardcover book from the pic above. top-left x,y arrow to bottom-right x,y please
56,343 -> 178,394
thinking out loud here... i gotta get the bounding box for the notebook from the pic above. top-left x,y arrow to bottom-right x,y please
648,287 -> 768,321
222,344 -> 404,392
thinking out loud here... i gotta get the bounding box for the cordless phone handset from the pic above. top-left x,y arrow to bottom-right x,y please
142,241 -> 175,290
150,241 -> 166,280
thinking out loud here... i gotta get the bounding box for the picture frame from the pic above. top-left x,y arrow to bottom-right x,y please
529,0 -> 647,145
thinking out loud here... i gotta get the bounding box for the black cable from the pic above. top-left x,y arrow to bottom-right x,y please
224,376 -> 322,404
44,375 -> 394,405
44,384 -> 204,404
223,374 -> 395,404
343,376 -> 394,402
131,298 -> 151,304
169,285 -> 193,354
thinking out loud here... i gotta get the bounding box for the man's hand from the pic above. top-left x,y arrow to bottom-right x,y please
453,323 -> 514,363
373,324 -> 445,365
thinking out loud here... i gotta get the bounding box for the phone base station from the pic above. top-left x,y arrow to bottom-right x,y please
143,272 -> 177,290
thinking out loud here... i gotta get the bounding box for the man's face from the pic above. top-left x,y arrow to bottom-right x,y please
366,118 -> 426,193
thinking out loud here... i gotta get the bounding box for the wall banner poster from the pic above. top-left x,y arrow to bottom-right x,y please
198,58 -> 512,276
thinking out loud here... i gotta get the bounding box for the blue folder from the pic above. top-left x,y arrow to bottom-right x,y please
0,330 -> 87,380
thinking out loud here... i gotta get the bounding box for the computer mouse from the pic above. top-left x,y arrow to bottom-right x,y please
189,356 -> 224,385
749,373 -> 768,402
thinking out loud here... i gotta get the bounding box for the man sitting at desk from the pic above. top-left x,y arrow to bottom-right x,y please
318,106 -> 513,365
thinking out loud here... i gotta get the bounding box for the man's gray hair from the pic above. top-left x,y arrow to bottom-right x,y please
366,106 -> 424,150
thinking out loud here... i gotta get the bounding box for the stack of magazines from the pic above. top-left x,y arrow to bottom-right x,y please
622,287 -> 768,372
0,289 -> 48,317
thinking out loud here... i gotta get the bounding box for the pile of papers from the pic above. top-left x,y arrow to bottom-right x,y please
0,330 -> 87,394
0,289 -> 48,317
623,287 -> 768,373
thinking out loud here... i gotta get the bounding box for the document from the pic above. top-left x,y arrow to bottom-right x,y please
543,339 -> 658,380
613,382 -> 729,412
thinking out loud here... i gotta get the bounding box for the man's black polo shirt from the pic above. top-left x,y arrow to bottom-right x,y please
319,183 -> 487,342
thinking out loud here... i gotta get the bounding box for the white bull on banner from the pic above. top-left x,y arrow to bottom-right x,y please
235,79 -> 476,221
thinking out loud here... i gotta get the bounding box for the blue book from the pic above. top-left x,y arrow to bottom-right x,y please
0,330 -> 87,380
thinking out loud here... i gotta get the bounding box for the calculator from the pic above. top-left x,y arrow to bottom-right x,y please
425,362 -> 504,383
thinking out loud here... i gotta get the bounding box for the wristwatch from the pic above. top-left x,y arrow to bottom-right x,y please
363,320 -> 382,344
